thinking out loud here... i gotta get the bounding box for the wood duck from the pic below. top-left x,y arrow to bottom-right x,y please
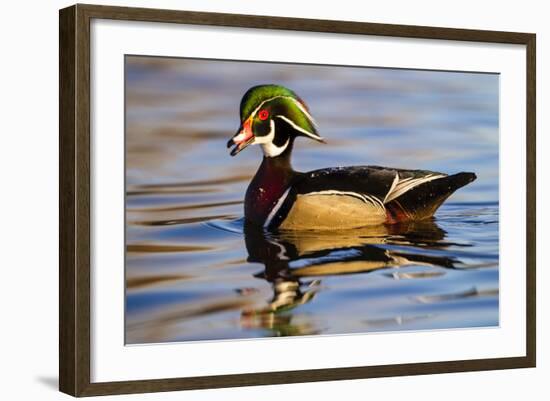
227,85 -> 476,230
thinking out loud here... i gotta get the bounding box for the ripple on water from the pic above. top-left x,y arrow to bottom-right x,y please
125,203 -> 498,343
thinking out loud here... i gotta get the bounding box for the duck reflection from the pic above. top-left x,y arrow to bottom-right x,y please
240,220 -> 460,335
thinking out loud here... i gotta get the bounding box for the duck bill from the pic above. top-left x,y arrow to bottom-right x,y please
227,118 -> 255,156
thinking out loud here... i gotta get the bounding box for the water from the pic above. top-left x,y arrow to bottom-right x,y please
125,56 -> 499,344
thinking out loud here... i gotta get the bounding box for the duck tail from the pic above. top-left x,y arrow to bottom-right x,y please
385,172 -> 477,223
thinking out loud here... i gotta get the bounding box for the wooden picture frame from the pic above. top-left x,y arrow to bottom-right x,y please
59,3 -> 536,397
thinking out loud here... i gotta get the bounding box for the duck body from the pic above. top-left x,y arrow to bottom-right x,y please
245,155 -> 476,230
228,85 -> 476,231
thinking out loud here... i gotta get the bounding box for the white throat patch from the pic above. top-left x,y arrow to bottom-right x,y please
255,120 -> 289,157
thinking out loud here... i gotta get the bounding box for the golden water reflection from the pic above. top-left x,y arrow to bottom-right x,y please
238,221 -> 463,335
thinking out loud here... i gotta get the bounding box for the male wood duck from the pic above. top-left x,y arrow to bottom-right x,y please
227,85 -> 476,230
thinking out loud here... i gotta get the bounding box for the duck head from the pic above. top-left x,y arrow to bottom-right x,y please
227,85 -> 325,157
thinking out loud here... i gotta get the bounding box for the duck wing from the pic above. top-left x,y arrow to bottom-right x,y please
381,169 -> 476,222
265,166 -> 476,229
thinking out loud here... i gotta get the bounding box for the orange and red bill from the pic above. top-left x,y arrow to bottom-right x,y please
227,118 -> 254,156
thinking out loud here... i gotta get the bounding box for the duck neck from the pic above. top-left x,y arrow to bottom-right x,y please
261,137 -> 294,171
245,138 -> 296,226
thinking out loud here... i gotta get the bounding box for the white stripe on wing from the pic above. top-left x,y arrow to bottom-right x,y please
384,173 -> 445,203
264,187 -> 292,228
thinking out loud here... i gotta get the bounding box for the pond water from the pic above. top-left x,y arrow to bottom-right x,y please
125,56 -> 499,344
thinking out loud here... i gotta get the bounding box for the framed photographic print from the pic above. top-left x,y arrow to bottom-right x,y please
59,4 -> 536,397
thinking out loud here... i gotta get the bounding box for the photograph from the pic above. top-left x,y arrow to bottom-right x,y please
124,55 -> 499,344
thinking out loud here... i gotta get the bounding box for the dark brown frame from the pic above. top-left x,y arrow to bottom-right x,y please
59,3 -> 536,397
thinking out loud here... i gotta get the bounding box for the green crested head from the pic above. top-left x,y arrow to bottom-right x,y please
239,85 -> 300,119
227,84 -> 324,157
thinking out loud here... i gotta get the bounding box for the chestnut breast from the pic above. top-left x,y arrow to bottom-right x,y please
244,159 -> 294,226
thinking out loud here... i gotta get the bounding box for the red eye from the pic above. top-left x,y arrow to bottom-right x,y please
258,109 -> 269,121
